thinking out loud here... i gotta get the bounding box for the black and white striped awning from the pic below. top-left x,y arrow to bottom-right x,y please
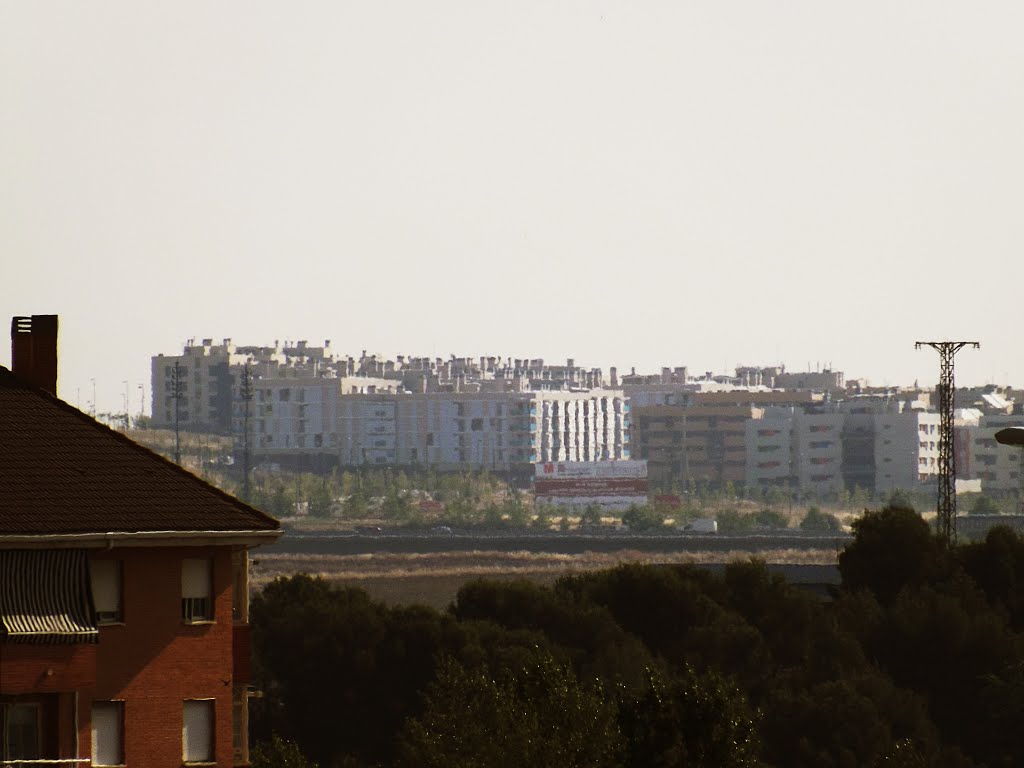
0,549 -> 98,644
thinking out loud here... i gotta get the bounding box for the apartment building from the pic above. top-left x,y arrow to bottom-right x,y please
632,391 -> 823,492
334,389 -> 629,475
872,410 -> 941,494
745,409 -> 845,496
239,368 -> 398,471
960,413 -> 1024,494
2,316 -> 280,767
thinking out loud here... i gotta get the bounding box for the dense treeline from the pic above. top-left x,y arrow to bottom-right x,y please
249,505 -> 1024,768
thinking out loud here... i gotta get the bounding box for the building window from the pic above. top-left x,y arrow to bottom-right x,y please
1,703 -> 40,762
91,701 -> 124,767
182,559 -> 213,623
90,559 -> 123,624
183,700 -> 215,764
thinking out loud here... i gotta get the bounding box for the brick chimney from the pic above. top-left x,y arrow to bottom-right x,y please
11,315 -> 59,395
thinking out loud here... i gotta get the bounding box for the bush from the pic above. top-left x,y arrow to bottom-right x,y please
755,508 -> 789,529
718,508 -> 754,534
800,507 -> 841,533
621,505 -> 665,532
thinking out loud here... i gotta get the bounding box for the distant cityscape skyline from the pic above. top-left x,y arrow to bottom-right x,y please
1,329 -> 1017,418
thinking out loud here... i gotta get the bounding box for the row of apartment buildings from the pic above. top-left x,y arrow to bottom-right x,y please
150,340 -> 1022,497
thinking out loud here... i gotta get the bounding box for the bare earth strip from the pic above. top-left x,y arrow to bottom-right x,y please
253,548 -> 839,609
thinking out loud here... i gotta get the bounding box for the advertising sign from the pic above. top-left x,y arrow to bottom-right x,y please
533,461 -> 648,510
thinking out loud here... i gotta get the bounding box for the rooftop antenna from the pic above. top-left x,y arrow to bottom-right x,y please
915,341 -> 980,545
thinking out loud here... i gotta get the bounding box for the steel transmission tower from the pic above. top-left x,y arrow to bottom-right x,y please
915,341 -> 979,544
171,361 -> 184,464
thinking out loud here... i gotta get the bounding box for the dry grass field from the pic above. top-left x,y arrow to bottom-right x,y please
253,547 -> 839,610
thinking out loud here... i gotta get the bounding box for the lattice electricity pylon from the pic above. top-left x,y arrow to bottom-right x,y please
239,363 -> 254,503
915,341 -> 980,545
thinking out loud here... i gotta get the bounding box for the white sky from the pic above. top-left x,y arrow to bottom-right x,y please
2,1 -> 1022,414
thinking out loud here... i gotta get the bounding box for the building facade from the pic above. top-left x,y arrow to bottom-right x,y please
334,389 -> 629,475
3,316 -> 280,767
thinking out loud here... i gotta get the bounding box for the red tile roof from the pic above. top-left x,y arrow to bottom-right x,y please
0,366 -> 280,537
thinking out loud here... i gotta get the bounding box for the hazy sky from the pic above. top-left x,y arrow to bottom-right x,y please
2,1 -> 1022,414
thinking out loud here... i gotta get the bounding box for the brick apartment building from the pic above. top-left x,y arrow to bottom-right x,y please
1,316 -> 280,767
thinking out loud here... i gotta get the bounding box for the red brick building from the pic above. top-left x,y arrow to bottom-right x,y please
1,316 -> 280,767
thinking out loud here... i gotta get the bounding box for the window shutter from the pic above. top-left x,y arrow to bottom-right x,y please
183,700 -> 214,763
182,559 -> 211,599
91,702 -> 123,766
91,560 -> 121,620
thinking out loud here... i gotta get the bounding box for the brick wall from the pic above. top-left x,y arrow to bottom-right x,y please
88,546 -> 236,767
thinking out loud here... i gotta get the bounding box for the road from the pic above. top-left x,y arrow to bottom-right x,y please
267,530 -> 851,557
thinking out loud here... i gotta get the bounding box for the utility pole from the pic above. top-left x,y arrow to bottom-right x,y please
172,362 -> 184,464
915,341 -> 979,545
240,364 -> 254,502
123,380 -> 130,431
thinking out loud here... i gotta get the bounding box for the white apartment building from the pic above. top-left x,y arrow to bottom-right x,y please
336,389 -> 629,472
873,410 -> 941,494
237,371 -> 399,468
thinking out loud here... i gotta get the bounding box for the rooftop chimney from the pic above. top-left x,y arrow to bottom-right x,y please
11,315 -> 59,396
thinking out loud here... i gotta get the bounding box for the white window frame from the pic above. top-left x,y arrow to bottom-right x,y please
91,700 -> 125,767
182,558 -> 213,623
183,699 -> 215,765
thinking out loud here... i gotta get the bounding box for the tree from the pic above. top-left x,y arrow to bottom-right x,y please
581,503 -> 604,527
251,735 -> 319,768
251,576 -> 465,766
619,666 -> 760,768
838,506 -> 948,605
396,653 -> 622,768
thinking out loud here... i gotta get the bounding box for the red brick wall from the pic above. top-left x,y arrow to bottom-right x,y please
2,545 -> 242,766
0,643 -> 97,693
87,546 -> 237,767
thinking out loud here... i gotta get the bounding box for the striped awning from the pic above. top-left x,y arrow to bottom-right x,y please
0,549 -> 98,644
